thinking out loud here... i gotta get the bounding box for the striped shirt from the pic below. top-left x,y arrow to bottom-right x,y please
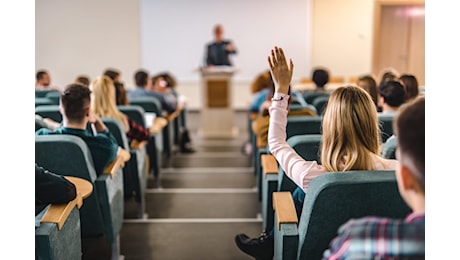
323,212 -> 425,259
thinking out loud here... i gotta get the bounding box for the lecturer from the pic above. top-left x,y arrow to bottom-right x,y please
205,24 -> 237,67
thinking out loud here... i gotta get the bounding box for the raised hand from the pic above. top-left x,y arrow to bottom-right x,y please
267,46 -> 293,95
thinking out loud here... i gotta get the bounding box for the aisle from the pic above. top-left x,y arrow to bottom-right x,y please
119,110 -> 263,260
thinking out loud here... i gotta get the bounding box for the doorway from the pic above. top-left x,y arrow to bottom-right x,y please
373,0 -> 425,86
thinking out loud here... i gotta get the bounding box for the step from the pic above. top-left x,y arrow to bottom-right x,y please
148,167 -> 255,189
120,221 -> 263,260
125,188 -> 261,219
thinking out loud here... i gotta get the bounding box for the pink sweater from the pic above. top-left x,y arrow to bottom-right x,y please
268,93 -> 398,192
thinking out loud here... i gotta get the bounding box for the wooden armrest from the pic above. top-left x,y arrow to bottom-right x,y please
166,107 -> 182,122
130,139 -> 148,150
103,148 -> 131,178
150,117 -> 168,134
65,176 -> 93,200
261,154 -> 278,176
273,192 -> 298,230
40,198 -> 79,230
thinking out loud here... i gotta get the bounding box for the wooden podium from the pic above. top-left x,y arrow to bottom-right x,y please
198,66 -> 238,138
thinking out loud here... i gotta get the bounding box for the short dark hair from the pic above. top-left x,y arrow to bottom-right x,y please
378,80 -> 405,107
134,69 -> 149,87
103,69 -> 120,82
312,68 -> 329,87
36,70 -> 48,81
394,96 -> 425,191
60,83 -> 91,123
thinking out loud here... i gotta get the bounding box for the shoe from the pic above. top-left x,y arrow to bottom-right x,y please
234,232 -> 274,260
180,147 -> 196,153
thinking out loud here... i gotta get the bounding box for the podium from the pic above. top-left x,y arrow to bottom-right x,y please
198,66 -> 238,138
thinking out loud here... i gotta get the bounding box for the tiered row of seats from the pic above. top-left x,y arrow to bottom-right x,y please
35,88 -> 184,259
247,91 -> 405,259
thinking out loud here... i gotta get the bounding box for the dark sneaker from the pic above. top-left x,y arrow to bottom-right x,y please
234,232 -> 274,260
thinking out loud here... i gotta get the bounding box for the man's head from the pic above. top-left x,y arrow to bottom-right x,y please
378,80 -> 406,110
312,68 -> 329,88
394,96 -> 425,210
214,24 -> 224,42
60,83 -> 91,125
36,70 -> 50,87
134,69 -> 149,88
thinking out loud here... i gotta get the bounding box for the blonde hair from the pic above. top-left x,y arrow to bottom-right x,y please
321,85 -> 380,172
90,75 -> 129,132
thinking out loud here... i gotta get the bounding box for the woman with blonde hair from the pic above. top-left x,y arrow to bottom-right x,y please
90,75 -> 150,143
235,46 -> 398,260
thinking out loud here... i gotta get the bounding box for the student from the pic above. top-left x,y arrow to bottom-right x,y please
128,69 -> 177,116
35,163 -> 77,216
356,74 -> 378,110
90,75 -> 150,144
36,83 -> 119,176
312,67 -> 330,92
399,73 -> 420,103
323,96 -> 425,259
235,46 -> 397,260
377,79 -> 406,115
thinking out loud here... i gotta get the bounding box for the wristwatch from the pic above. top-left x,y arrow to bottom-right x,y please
271,95 -> 286,101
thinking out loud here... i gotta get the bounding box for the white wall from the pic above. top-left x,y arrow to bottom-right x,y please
35,0 -> 376,109
139,0 -> 311,83
35,0 -> 141,91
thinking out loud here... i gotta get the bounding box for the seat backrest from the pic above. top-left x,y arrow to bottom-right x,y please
35,97 -> 54,107
101,117 -> 129,150
36,89 -> 60,98
302,91 -> 330,104
129,96 -> 162,115
45,91 -> 61,105
286,116 -> 323,139
378,114 -> 395,143
278,134 -> 323,192
35,134 -> 124,242
311,95 -> 329,116
35,105 -> 62,123
297,170 -> 412,260
381,134 -> 397,159
118,105 -> 147,128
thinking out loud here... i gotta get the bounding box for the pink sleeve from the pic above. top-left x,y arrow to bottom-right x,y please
268,93 -> 326,191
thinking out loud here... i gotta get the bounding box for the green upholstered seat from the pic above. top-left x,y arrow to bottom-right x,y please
35,135 -> 124,258
102,117 -> 148,219
378,114 -> 395,143
262,134 -> 322,233
35,206 -> 82,260
273,170 -> 411,260
118,105 -> 162,179
381,134 -> 397,159
35,105 -> 62,123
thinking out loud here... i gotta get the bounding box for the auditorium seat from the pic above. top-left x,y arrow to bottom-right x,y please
35,134 -> 128,259
102,117 -> 148,219
261,134 -> 322,233
272,170 -> 411,260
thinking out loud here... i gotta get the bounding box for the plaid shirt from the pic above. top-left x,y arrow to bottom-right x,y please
323,212 -> 425,260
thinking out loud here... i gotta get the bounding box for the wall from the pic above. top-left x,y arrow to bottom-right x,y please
35,0 -> 141,91
35,0 -> 376,109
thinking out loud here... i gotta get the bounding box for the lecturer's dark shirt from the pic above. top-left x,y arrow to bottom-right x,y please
206,40 -> 237,66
